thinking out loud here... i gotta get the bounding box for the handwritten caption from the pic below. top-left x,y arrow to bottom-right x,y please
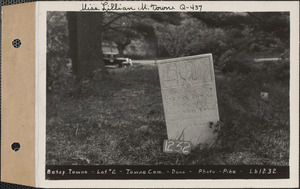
46,164 -> 288,179
81,2 -> 202,12
46,167 -> 279,177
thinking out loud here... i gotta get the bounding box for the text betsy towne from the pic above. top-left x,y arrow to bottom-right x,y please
45,166 -> 288,179
81,2 -> 203,12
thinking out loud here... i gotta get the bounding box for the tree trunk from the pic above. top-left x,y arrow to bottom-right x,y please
67,12 -> 78,75
67,12 -> 105,79
117,44 -> 125,56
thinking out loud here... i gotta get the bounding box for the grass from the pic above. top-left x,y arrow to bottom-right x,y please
46,61 -> 289,166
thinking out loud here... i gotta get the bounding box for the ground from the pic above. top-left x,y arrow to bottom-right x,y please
46,62 -> 289,166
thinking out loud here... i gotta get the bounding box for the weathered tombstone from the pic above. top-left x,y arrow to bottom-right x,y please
158,54 -> 220,149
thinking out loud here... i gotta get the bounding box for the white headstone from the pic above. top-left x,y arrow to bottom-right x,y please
158,54 -> 220,148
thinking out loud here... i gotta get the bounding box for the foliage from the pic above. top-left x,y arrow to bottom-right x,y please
155,22 -> 191,57
188,12 -> 289,74
154,12 -> 289,74
47,12 -> 72,92
103,13 -> 143,56
155,16 -> 224,58
102,12 -> 182,57
125,39 -> 156,59
188,12 -> 289,39
47,12 -> 69,57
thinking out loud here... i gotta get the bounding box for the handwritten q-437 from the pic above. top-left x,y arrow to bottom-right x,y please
179,4 -> 202,11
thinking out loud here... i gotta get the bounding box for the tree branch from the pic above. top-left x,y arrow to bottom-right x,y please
47,12 -> 56,23
247,12 -> 266,24
102,13 -> 133,29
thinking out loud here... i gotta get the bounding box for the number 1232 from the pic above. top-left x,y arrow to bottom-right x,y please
163,139 -> 192,155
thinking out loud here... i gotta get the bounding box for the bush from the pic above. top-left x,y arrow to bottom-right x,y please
47,55 -> 75,96
273,50 -> 290,82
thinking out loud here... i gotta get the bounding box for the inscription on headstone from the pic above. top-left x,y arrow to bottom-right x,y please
158,54 -> 220,148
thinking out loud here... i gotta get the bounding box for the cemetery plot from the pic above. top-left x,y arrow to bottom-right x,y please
46,61 -> 290,166
46,12 -> 290,166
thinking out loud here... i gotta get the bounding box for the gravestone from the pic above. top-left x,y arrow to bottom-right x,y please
158,54 -> 220,149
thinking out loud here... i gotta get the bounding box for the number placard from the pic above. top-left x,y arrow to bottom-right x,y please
163,139 -> 192,155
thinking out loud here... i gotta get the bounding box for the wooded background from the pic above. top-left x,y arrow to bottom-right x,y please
47,12 -> 289,80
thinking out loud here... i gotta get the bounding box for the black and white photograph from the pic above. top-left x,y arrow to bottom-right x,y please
45,4 -> 292,181
0,1 -> 298,188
